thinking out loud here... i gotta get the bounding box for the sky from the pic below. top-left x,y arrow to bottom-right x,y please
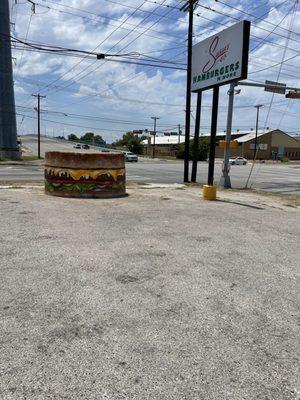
10,0 -> 300,143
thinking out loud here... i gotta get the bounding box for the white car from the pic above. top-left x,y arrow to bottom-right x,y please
124,152 -> 138,162
229,156 -> 247,165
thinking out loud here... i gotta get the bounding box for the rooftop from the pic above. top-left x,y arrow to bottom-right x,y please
142,130 -> 271,145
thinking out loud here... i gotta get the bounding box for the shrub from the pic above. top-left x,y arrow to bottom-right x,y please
176,137 -> 210,161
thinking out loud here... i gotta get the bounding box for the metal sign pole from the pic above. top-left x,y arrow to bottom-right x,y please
220,83 -> 236,188
208,86 -> 219,186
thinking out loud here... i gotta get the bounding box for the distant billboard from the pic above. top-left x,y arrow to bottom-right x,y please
191,21 -> 250,92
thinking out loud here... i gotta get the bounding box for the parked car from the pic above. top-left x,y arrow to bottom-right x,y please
124,152 -> 138,162
229,156 -> 247,165
73,144 -> 81,149
101,149 -> 110,152
82,144 -> 90,150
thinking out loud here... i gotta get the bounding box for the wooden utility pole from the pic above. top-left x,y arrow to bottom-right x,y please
32,94 -> 46,159
181,0 -> 199,182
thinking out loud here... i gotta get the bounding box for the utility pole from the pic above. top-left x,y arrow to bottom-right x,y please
220,83 -> 238,189
253,104 -> 263,160
32,93 -> 46,159
0,0 -> 21,160
151,116 -> 159,159
191,91 -> 202,182
144,129 -> 151,158
181,0 -> 198,182
245,104 -> 264,189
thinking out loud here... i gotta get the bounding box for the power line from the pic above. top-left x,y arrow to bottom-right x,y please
44,0 -> 172,95
249,52 -> 300,75
14,40 -> 300,81
214,0 -> 300,37
31,0 -> 182,42
16,112 -> 147,133
264,0 -> 299,129
9,34 -> 186,64
145,0 -> 300,52
250,4 -> 295,53
16,105 -> 184,126
42,0 -> 150,93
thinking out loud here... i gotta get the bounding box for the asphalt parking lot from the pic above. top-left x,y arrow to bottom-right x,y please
0,184 -> 299,399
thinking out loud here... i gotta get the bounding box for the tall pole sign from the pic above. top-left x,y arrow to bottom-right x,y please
191,20 -> 250,191
192,21 -> 250,92
0,0 -> 21,160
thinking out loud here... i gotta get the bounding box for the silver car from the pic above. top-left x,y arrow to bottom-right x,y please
229,156 -> 247,165
124,152 -> 138,162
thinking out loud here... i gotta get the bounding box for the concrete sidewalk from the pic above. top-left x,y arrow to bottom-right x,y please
0,184 -> 299,399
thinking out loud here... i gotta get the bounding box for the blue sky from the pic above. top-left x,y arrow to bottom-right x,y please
10,0 -> 300,142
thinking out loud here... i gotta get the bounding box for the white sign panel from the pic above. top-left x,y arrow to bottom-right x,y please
191,21 -> 250,92
250,143 -> 268,150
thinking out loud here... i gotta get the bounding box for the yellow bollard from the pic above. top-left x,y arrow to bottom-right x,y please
202,185 -> 217,201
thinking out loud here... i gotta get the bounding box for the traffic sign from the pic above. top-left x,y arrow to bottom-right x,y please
132,130 -> 143,134
265,80 -> 286,95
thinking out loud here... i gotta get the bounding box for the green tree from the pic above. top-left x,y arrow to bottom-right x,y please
80,132 -> 95,142
94,135 -> 106,145
68,133 -> 79,141
176,137 -> 210,161
80,132 -> 106,146
111,132 -> 145,154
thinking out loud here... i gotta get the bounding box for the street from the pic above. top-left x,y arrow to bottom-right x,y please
1,142 -> 300,194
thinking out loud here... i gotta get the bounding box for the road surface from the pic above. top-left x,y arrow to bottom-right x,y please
1,135 -> 299,194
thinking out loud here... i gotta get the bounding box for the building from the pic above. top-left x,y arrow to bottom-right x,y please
142,135 -> 183,157
215,129 -> 300,160
142,129 -> 300,160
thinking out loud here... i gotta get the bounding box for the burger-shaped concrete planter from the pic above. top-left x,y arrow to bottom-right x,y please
45,151 -> 126,198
